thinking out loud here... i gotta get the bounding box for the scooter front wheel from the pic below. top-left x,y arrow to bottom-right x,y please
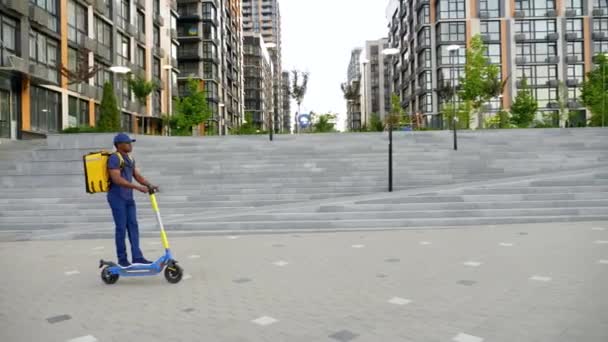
164,264 -> 183,284
101,266 -> 119,285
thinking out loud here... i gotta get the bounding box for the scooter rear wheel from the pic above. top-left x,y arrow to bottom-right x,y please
101,266 -> 119,284
164,264 -> 183,284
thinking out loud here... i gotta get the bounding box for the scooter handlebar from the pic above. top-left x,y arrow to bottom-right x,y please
147,185 -> 159,194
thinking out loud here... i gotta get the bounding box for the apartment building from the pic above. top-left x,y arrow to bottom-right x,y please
243,32 -> 273,129
177,0 -> 244,135
242,0 -> 283,132
281,70 -> 290,131
0,0 -> 179,139
386,0 -> 602,128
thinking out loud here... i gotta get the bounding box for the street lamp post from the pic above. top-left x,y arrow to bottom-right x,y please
162,64 -> 173,136
447,45 -> 460,151
218,103 -> 225,136
382,47 -> 399,192
108,65 -> 132,132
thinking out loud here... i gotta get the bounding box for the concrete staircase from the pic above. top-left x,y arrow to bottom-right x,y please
0,129 -> 607,241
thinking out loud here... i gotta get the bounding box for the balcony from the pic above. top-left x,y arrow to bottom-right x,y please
126,23 -> 137,36
545,79 -> 559,87
546,33 -> 559,41
152,46 -> 166,58
170,0 -> 178,14
545,56 -> 560,64
566,55 -> 582,63
593,8 -> 606,17
94,0 -> 110,18
2,0 -> 28,16
82,83 -> 102,100
137,31 -> 146,43
479,11 -> 491,19
567,100 -> 582,109
566,79 -> 580,87
545,9 -> 557,17
29,5 -> 51,27
178,48 -> 202,59
1,55 -> 29,74
136,0 -> 145,10
593,32 -> 608,40
170,28 -> 178,41
565,32 -> 582,41
515,56 -> 527,65
514,10 -> 526,18
29,64 -> 53,84
546,101 -> 560,109
415,43 -> 430,53
514,33 -> 527,42
154,13 -> 165,26
564,9 -> 580,17
416,0 -> 430,11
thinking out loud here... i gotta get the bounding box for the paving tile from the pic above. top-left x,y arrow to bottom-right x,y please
329,330 -> 359,341
46,314 -> 71,324
251,316 -> 278,326
452,332 -> 483,342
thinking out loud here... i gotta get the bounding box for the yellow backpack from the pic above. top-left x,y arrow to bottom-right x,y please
83,151 -> 131,194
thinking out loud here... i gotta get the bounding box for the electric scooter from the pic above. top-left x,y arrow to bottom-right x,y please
99,187 -> 183,284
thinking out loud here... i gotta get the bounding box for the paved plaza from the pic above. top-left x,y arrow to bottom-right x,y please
1,221 -> 607,342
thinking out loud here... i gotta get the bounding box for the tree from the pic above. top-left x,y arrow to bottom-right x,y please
386,93 -> 407,129
369,113 -> 384,132
289,70 -> 309,132
128,74 -> 158,109
510,76 -> 538,127
341,81 -> 360,131
557,81 -> 569,127
441,101 -> 472,129
59,47 -> 100,85
170,78 -> 212,136
458,35 -> 503,128
97,82 -> 121,132
313,114 -> 336,133
234,112 -> 259,135
581,53 -> 608,127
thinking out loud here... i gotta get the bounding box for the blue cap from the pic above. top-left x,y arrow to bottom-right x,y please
113,133 -> 136,144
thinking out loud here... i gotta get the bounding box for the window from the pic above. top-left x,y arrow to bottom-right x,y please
516,42 -> 557,63
152,90 -> 161,115
136,46 -> 145,68
205,82 -> 218,99
116,33 -> 130,66
418,71 -> 432,90
594,18 -> 608,32
417,27 -> 431,47
95,63 -> 112,88
515,0 -> 556,17
517,65 -> 557,86
480,21 -> 500,41
567,64 -> 584,82
418,49 -> 431,68
437,0 -> 465,19
203,63 -> 217,79
29,31 -> 59,83
515,19 -> 556,40
595,0 -> 608,9
437,45 -> 465,66
418,93 -> 433,113
202,3 -> 216,20
153,57 -> 161,79
566,19 -> 583,39
480,0 -> 500,17
137,11 -> 145,34
68,1 -> 87,44
30,86 -> 61,133
566,0 -> 583,15
115,77 -> 130,109
203,42 -> 217,59
68,96 -> 89,127
417,5 -> 430,25
0,16 -> 16,66
532,88 -> 558,108
117,0 -> 130,30
436,22 -> 466,43
153,0 -> 160,16
121,112 -> 132,132
95,17 -> 112,49
203,24 -> 216,40
567,41 -> 584,60
485,44 -> 502,64
594,41 -> 608,54
153,25 -> 160,46
29,0 -> 58,31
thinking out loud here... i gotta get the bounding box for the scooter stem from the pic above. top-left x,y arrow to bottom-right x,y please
149,192 -> 170,250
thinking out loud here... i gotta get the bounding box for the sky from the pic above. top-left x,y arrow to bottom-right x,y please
280,0 -> 390,130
